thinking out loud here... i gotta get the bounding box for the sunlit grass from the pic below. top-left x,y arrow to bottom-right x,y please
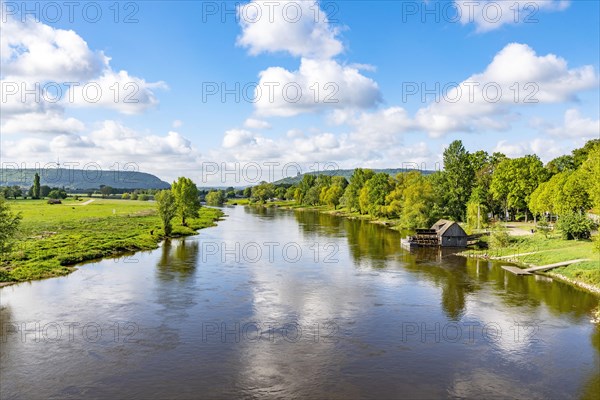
1,199 -> 223,282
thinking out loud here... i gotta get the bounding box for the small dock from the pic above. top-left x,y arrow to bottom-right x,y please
502,259 -> 589,276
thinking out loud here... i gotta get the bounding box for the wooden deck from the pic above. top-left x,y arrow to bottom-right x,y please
502,259 -> 589,276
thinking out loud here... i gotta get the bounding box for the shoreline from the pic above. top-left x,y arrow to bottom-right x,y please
0,206 -> 224,287
251,202 -> 600,296
458,252 -> 600,296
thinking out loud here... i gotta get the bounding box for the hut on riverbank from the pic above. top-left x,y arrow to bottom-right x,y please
402,219 -> 468,248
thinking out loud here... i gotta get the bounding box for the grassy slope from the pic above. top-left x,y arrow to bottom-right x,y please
1,198 -> 222,282
464,233 -> 600,290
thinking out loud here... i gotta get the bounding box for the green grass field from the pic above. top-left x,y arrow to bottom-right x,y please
1,198 -> 223,283
464,233 -> 600,289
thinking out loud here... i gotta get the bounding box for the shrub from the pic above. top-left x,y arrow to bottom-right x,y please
130,193 -> 139,200
48,189 -> 67,199
556,212 -> 595,240
122,193 -> 131,200
490,227 -> 511,249
536,218 -> 552,238
593,234 -> 600,253
138,194 -> 149,201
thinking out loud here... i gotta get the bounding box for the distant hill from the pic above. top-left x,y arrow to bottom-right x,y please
0,168 -> 170,190
274,168 -> 435,185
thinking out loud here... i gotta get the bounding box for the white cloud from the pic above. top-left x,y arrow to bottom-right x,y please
66,69 -> 167,115
237,0 -> 343,59
1,111 -> 85,135
223,129 -> 256,148
493,138 -> 563,161
414,43 -> 598,136
0,10 -> 166,120
1,121 -> 201,181
0,14 -> 108,81
172,120 -> 183,128
243,118 -> 272,129
455,0 -> 570,33
533,109 -> 600,139
255,58 -> 381,116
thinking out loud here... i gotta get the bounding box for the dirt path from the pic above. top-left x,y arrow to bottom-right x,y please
504,224 -> 534,236
493,251 -> 541,259
74,199 -> 95,206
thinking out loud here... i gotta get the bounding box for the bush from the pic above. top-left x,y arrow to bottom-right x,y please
138,194 -> 149,201
490,227 -> 511,249
536,218 -> 552,238
47,189 -> 67,199
556,213 -> 595,240
122,193 -> 131,200
593,234 -> 600,253
130,193 -> 139,200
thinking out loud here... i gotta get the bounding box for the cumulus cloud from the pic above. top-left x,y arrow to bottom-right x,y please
236,1 -> 379,117
0,14 -> 108,81
1,111 -> 85,135
255,58 -> 381,116
455,0 -> 570,33
0,9 -> 166,124
66,70 -> 167,115
237,0 -> 343,59
1,121 -> 201,181
414,43 -> 598,136
532,109 -> 600,139
244,118 -> 272,129
493,137 -> 564,161
223,129 -> 256,148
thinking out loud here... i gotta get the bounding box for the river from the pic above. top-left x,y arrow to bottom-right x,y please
1,206 -> 598,399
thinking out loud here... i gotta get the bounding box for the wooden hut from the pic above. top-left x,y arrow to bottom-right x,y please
431,219 -> 467,247
402,219 -> 468,248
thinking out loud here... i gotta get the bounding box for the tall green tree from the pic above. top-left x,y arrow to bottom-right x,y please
33,173 -> 40,199
358,173 -> 392,217
205,190 -> 226,206
171,177 -> 201,226
323,185 -> 344,209
442,140 -> 474,221
581,145 -> 600,210
491,155 -> 547,221
0,195 -> 21,258
155,190 -> 177,236
572,139 -> 599,168
344,168 -> 374,213
546,155 -> 575,175
251,182 -> 275,204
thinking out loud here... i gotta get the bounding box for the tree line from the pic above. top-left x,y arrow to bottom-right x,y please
245,139 -> 600,236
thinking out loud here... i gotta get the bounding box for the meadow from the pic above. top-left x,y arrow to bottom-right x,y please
1,198 -> 223,283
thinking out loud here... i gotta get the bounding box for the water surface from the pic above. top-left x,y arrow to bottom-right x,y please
1,206 -> 599,399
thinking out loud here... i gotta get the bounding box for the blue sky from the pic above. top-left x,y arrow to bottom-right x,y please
1,1 -> 599,185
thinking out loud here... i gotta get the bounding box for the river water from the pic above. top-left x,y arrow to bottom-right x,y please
1,206 -> 599,399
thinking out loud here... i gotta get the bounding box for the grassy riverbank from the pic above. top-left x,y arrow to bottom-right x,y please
237,199 -> 600,293
462,233 -> 600,292
1,198 -> 223,283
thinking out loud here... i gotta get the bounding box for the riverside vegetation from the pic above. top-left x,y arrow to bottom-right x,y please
240,139 -> 600,292
0,177 -> 222,283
